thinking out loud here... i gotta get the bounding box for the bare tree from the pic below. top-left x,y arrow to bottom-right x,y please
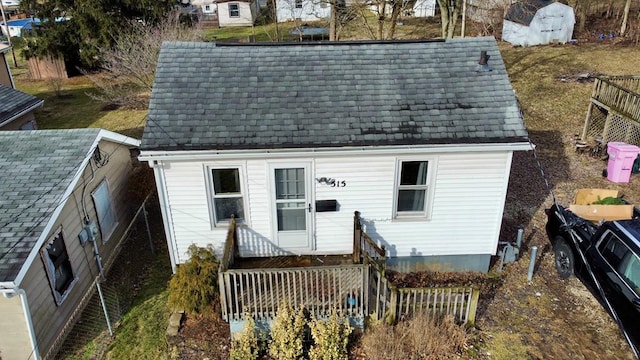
620,0 -> 631,36
439,0 -> 463,38
85,11 -> 201,109
350,0 -> 413,40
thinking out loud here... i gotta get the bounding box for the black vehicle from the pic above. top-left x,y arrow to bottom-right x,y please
546,203 -> 640,352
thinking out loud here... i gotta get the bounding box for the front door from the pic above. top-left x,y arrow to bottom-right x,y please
271,163 -> 312,251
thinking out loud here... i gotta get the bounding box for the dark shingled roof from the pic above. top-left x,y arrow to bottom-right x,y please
141,37 -> 529,152
0,129 -> 100,283
504,0 -> 554,26
0,85 -> 44,127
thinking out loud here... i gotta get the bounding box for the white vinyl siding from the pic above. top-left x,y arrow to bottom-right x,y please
159,149 -> 513,267
92,179 -> 118,241
217,1 -> 257,27
276,0 -> 331,22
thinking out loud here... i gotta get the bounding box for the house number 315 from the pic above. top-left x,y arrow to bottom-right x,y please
330,179 -> 347,187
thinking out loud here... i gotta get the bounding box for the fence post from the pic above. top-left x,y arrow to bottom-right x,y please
96,279 -> 113,336
466,288 -> 480,325
386,287 -> 398,324
353,211 -> 361,264
142,202 -> 155,255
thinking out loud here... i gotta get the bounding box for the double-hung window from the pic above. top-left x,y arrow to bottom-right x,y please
229,3 -> 240,17
42,229 -> 76,305
211,168 -> 245,224
92,179 -> 118,241
394,160 -> 433,219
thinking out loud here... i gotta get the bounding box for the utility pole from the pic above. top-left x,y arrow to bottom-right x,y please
0,0 -> 18,67
461,0 -> 466,38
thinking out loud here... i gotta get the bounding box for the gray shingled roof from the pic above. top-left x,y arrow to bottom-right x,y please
504,0 -> 554,26
0,129 -> 100,283
141,37 -> 529,151
0,85 -> 44,126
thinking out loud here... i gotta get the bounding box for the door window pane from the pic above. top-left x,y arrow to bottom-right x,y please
277,202 -> 306,231
275,168 -> 305,200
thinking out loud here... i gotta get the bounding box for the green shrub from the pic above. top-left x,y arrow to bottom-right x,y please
167,244 -> 219,314
268,303 -> 307,360
309,311 -> 352,360
230,315 -> 259,360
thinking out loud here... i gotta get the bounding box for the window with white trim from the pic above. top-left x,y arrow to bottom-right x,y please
229,3 -> 240,17
394,160 -> 432,219
41,229 -> 76,305
204,4 -> 211,11
211,168 -> 245,223
92,179 -> 118,241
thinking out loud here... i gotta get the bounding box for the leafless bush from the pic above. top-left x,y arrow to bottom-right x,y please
361,313 -> 468,360
85,11 -> 201,109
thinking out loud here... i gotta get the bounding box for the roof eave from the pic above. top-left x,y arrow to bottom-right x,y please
139,141 -> 532,161
0,99 -> 44,128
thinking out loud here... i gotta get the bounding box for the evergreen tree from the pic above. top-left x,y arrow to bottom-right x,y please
22,0 -> 175,69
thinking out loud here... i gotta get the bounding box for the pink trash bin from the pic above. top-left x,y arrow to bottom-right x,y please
607,142 -> 640,183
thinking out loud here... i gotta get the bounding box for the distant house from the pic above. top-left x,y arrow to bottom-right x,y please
276,0 -> 330,22
216,0 -> 258,27
0,129 -> 141,359
0,18 -> 40,38
140,37 -> 530,274
0,85 -> 43,130
502,0 -> 575,46
191,0 -> 217,15
407,0 -> 436,17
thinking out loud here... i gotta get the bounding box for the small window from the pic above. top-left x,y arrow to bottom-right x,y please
229,3 -> 240,17
295,0 -> 303,8
211,168 -> 245,223
394,160 -> 432,218
42,229 -> 76,305
204,4 -> 211,11
92,179 -> 118,241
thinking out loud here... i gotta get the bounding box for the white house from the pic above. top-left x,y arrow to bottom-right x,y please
191,0 -> 217,15
216,0 -> 258,27
409,0 -> 436,17
140,37 -> 530,274
276,0 -> 330,22
502,0 -> 575,46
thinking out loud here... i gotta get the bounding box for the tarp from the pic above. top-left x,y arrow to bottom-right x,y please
502,1 -> 575,46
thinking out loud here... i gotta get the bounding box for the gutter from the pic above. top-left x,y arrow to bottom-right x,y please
0,287 -> 40,360
0,99 -> 45,128
139,142 -> 533,162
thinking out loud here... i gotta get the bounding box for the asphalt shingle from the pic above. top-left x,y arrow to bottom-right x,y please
141,37 -> 529,151
0,129 -> 100,283
0,85 -> 44,126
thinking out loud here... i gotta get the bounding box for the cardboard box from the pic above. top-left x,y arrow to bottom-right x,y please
569,189 -> 634,221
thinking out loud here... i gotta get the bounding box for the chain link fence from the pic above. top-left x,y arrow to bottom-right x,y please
53,195 -> 167,360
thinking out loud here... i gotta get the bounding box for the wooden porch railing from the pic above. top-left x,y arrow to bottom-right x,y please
220,265 -> 366,322
218,212 -> 480,326
593,75 -> 640,122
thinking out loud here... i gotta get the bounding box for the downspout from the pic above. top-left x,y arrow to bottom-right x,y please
1,288 -> 40,360
148,160 -> 178,272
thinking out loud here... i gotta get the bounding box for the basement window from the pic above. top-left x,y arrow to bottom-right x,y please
41,228 -> 76,305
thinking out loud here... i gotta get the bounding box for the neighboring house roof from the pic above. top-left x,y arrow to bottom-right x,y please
504,0 -> 554,25
0,85 -> 44,127
142,37 -> 529,152
0,129 -> 140,285
0,18 -> 40,28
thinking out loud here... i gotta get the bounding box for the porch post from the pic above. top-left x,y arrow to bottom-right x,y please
353,211 -> 361,264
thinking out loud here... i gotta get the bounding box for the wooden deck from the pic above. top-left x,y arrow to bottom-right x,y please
583,75 -> 640,145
